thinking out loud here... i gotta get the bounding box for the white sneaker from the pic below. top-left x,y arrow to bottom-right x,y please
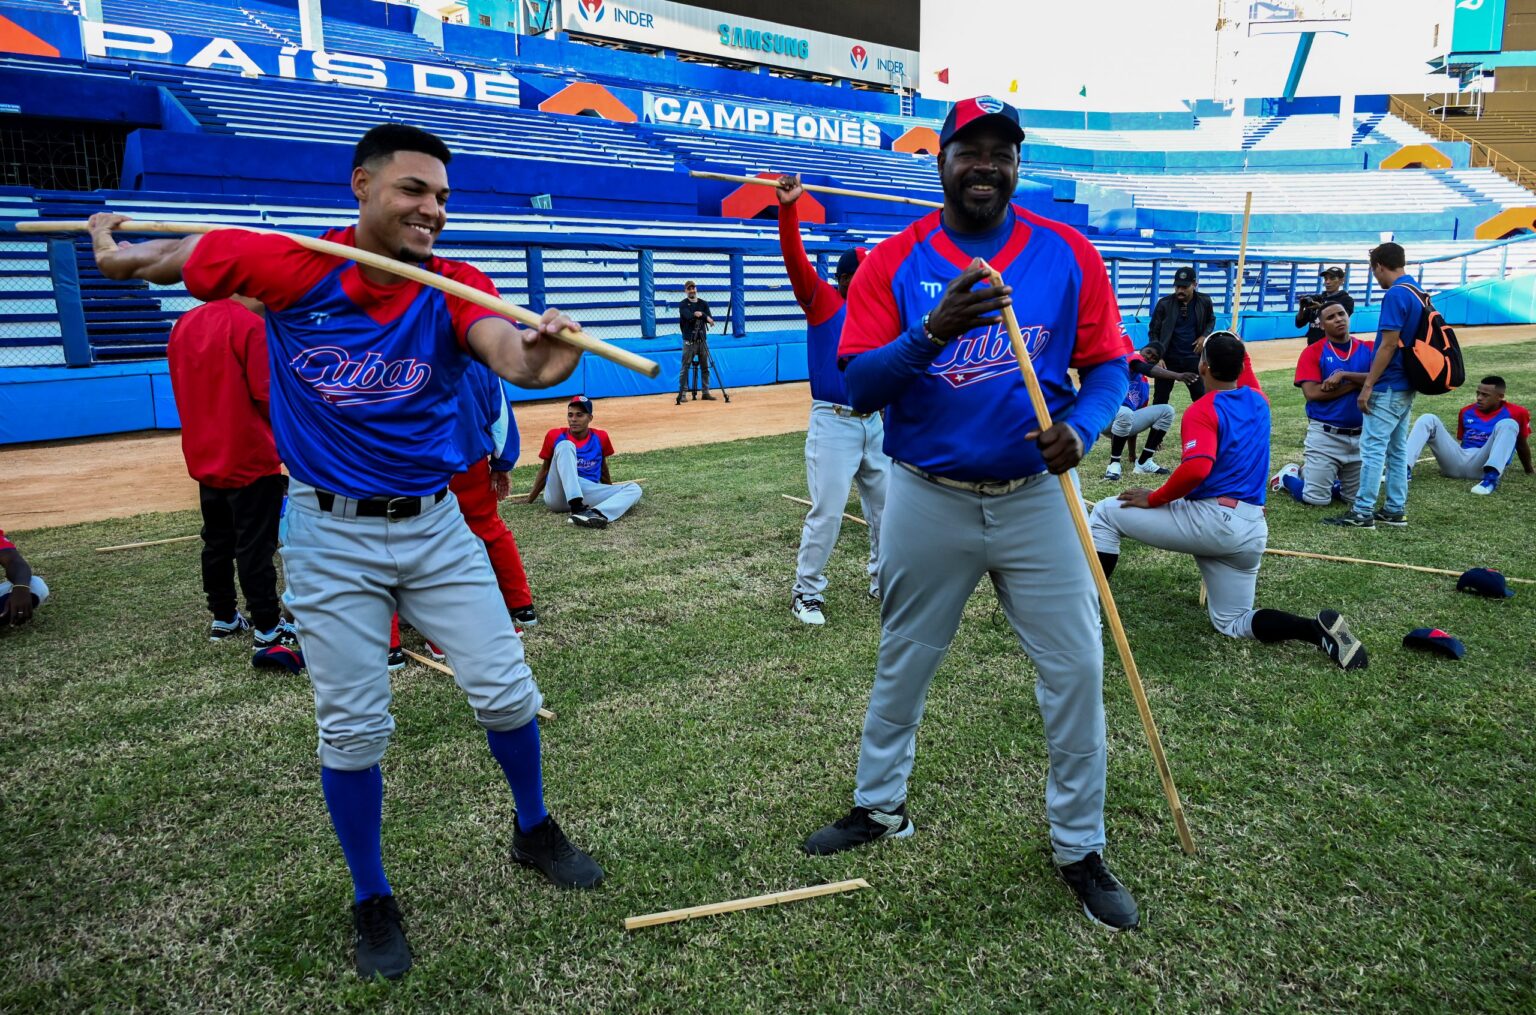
792,594 -> 826,626
209,612 -> 250,642
426,640 -> 447,662
1102,460 -> 1123,480
1134,458 -> 1171,476
1470,474 -> 1499,496
1270,462 -> 1301,492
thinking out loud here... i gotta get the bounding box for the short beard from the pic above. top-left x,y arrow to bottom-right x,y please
941,176 -> 1012,231
394,245 -> 430,263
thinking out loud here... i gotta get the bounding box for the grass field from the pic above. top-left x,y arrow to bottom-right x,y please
4,344 -> 1535,1013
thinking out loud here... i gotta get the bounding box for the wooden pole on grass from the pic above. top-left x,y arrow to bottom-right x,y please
402,649 -> 556,719
983,262 -> 1197,856
624,879 -> 870,930
96,534 -> 200,553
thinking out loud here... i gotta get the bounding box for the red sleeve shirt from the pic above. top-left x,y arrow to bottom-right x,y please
1293,342 -> 1326,386
538,427 -> 563,461
0,530 -> 14,552
777,200 -> 842,327
1148,396 -> 1219,507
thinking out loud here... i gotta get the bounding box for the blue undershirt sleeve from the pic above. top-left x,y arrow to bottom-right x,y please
840,325 -> 943,414
1064,355 -> 1130,451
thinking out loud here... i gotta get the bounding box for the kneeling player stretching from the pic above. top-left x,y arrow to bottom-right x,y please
1089,333 -> 1367,670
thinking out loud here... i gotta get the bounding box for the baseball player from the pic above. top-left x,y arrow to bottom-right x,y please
1406,375 -> 1532,495
676,281 -> 716,403
1100,351 -> 1192,480
87,123 -> 603,982
1276,302 -> 1373,506
0,529 -> 48,629
775,174 -> 889,624
801,97 -> 1141,931
526,395 -> 641,528
1089,333 -> 1368,670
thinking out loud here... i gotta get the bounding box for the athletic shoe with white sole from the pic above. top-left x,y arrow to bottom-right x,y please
254,620 -> 298,649
1322,511 -> 1375,529
802,803 -> 913,855
791,594 -> 826,626
511,815 -> 605,888
387,647 -> 406,672
1133,459 -> 1171,476
867,586 -> 882,603
1372,509 -> 1408,528
1102,460 -> 1123,481
1057,852 -> 1139,930
1471,472 -> 1500,496
209,612 -> 250,642
1315,609 -> 1367,671
511,604 -> 539,627
1270,462 -> 1301,493
569,507 -> 609,529
351,894 -> 412,981
425,641 -> 446,663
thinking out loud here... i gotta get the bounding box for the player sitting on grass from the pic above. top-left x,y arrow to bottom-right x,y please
527,395 -> 641,529
0,529 -> 48,630
1274,301 -> 1373,507
1405,375 -> 1532,496
1089,332 -> 1368,671
1101,350 -> 1191,480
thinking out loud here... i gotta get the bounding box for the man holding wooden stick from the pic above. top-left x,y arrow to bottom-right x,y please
85,123 -> 604,981
800,97 -> 1142,930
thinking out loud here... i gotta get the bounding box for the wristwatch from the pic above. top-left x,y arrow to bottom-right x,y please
921,312 -> 945,348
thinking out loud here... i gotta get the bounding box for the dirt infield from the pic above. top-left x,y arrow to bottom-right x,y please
4,324 -> 1532,533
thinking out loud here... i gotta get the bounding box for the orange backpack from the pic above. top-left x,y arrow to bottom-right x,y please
1399,284 -> 1464,396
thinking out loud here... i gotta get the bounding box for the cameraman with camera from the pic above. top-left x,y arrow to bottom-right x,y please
676,280 -> 716,405
1294,267 -> 1354,345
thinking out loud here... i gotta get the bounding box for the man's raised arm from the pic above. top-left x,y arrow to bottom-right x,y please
88,214 -> 200,284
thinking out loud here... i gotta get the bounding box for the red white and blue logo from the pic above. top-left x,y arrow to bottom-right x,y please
291,347 -> 433,406
975,95 -> 1005,114
929,324 -> 1051,389
577,0 -> 605,22
850,45 -> 868,70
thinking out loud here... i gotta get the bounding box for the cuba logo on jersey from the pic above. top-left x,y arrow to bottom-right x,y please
928,322 -> 1051,389
290,346 -> 432,406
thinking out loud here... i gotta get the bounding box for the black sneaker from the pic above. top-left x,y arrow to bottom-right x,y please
511,605 -> 540,628
387,647 -> 406,672
1372,509 -> 1408,528
569,507 -> 609,530
1321,511 -> 1375,529
512,815 -> 605,888
1057,852 -> 1139,930
254,621 -> 298,649
675,394 -> 685,406
1315,609 -> 1367,671
701,391 -> 717,401
351,894 -> 412,981
802,804 -> 913,855
209,612 -> 250,641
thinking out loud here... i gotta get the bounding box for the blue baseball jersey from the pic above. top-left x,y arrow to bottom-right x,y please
183,227 -> 511,499
808,304 -> 851,405
839,206 -> 1129,481
1459,400 -> 1530,450
539,427 -> 614,483
1375,276 -> 1423,392
1124,354 -> 1152,410
454,361 -> 509,467
1293,336 -> 1374,427
1180,386 -> 1272,505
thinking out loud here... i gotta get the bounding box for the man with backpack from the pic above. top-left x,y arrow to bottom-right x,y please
1324,243 -> 1421,530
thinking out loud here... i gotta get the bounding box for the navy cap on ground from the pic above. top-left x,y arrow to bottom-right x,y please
252,644 -> 305,673
1456,567 -> 1515,599
1402,628 -> 1465,659
939,95 -> 1025,148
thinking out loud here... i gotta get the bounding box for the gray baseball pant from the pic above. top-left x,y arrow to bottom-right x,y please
1406,414 -> 1520,478
1104,404 -> 1174,440
853,465 -> 1108,865
793,401 -> 889,600
282,481 -> 542,771
1089,496 -> 1268,638
1300,420 -> 1362,505
542,441 -> 642,520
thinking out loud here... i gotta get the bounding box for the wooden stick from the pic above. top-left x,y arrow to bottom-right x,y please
15,220 -> 660,379
624,878 -> 869,930
95,533 -> 200,553
1230,191 -> 1253,333
688,170 -> 942,210
1198,580 -> 1208,607
984,263 -> 1196,856
402,649 -> 556,719
1262,547 -> 1533,584
780,493 -> 867,527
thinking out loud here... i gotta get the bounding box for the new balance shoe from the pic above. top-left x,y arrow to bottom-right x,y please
1269,462 -> 1301,493
351,894 -> 412,981
1315,609 -> 1367,671
1133,459 -> 1170,476
511,604 -> 540,628
1471,472 -> 1500,496
387,647 -> 406,672
802,804 -> 913,855
511,815 -> 605,888
425,641 -> 446,663
1322,511 -> 1375,529
1103,460 -> 1123,481
1057,852 -> 1139,930
791,594 -> 826,626
569,507 -> 609,529
1372,509 -> 1408,528
209,613 -> 250,642
254,620 -> 298,649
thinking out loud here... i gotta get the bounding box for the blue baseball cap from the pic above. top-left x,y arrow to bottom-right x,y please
252,644 -> 305,673
939,95 -> 1025,148
568,394 -> 593,416
1402,628 -> 1465,660
1457,567 -> 1514,599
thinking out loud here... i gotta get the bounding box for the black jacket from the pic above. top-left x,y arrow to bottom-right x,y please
678,297 -> 713,340
1146,292 -> 1214,363
1294,290 -> 1355,338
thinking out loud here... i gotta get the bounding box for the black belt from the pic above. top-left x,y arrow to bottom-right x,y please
314,489 -> 448,520
1321,424 -> 1362,436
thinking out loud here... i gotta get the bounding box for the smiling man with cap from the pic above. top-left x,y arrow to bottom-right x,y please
526,395 -> 642,529
1142,265 -> 1214,405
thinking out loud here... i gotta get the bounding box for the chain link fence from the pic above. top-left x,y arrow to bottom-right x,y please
0,237 -> 66,368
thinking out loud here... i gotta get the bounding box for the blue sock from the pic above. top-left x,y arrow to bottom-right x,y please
1281,473 -> 1306,503
320,765 -> 391,903
486,721 -> 548,833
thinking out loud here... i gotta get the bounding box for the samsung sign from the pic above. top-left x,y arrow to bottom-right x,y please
562,0 -> 917,85
80,21 -> 520,105
643,92 -> 883,147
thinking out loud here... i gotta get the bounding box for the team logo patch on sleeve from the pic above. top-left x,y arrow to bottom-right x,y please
1185,439 -> 1198,449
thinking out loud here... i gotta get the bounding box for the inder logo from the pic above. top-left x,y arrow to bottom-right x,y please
850,45 -> 868,70
290,347 -> 432,406
928,323 -> 1051,389
577,0 -> 606,22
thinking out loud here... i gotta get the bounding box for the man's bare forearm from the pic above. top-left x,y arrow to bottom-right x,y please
93,236 -> 197,283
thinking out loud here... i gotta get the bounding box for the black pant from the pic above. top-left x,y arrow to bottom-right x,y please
1152,356 -> 1206,405
199,474 -> 286,631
